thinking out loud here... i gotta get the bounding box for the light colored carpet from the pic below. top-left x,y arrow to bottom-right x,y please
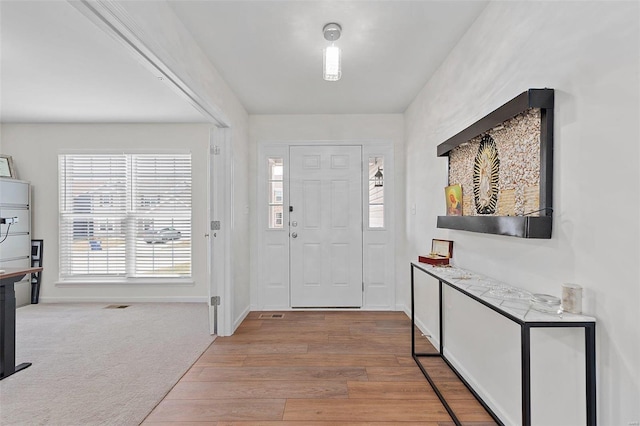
0,303 -> 215,426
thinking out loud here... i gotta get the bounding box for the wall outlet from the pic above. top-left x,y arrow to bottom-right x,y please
0,217 -> 18,225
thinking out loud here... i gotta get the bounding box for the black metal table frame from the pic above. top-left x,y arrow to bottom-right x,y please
1,272 -> 32,380
410,262 -> 596,426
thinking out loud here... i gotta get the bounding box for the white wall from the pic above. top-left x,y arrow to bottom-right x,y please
112,0 -> 252,331
248,114 -> 405,310
0,0 -> 253,330
231,121 -> 251,326
1,123 -> 211,302
405,1 -> 639,425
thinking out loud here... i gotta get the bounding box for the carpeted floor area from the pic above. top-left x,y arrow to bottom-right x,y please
0,303 -> 215,426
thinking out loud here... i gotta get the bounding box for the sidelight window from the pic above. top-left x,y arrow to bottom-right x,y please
267,157 -> 284,229
368,157 -> 384,228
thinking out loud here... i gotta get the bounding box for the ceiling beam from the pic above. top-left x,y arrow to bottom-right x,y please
69,0 -> 229,127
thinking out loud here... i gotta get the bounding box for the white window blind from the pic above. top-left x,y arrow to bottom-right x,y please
131,155 -> 191,277
59,154 -> 192,280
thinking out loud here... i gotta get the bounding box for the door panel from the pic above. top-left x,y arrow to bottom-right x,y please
331,180 -> 349,228
290,145 -> 362,308
302,180 -> 321,228
209,127 -> 232,336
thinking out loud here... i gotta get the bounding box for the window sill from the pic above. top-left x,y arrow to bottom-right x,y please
55,278 -> 195,287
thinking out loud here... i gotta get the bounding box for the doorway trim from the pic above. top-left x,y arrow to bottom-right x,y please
70,0 -> 235,336
208,127 -> 233,336
255,140 -> 395,311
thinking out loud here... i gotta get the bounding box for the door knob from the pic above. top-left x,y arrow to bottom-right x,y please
291,232 -> 298,238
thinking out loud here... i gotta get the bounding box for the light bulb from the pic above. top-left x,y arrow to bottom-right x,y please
323,45 -> 341,81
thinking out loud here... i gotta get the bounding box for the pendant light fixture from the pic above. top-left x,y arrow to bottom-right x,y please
323,23 -> 342,81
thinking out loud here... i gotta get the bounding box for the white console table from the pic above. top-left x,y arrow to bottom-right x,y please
410,261 -> 596,426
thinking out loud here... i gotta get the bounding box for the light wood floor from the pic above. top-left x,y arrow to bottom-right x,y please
143,311 -> 497,425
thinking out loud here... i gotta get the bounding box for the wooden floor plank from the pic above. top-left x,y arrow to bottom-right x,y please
193,354 -> 247,367
416,357 -> 463,380
447,399 -> 498,422
185,366 -> 369,382
365,366 -> 427,382
215,331 -> 330,344
282,399 -> 451,422
217,422 -> 441,426
328,334 -> 412,346
397,355 -> 421,366
206,343 -> 308,354
143,311 -> 497,425
346,324 -> 412,335
166,380 -> 348,400
432,380 -> 483,400
144,399 -> 285,422
307,341 -> 409,354
242,353 -> 400,367
143,422 -> 216,426
347,381 -> 438,400
437,422 -> 498,426
234,318 -> 264,328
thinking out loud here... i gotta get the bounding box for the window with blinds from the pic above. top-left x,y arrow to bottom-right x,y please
59,154 -> 192,280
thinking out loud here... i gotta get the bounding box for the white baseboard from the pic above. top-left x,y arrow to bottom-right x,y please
259,304 -> 291,311
233,305 -> 251,332
400,304 -> 508,424
255,305 -> 406,311
361,305 -> 395,310
38,296 -> 208,304
398,303 -> 440,351
442,349 -> 511,425
413,312 -> 440,350
398,303 -> 410,317
397,306 -> 410,321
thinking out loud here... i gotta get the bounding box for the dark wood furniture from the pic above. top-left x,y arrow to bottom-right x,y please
1,266 -> 43,380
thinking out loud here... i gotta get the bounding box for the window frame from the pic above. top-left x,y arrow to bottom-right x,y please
267,157 -> 285,230
367,156 -> 385,230
58,152 -> 192,283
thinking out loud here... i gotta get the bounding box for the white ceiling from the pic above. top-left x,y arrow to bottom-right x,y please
0,1 -> 205,123
0,1 -> 488,122
169,1 -> 488,115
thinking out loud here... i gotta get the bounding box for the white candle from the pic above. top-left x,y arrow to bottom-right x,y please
562,283 -> 583,314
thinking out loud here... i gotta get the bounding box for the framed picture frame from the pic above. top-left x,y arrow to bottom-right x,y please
31,239 -> 44,266
31,239 -> 43,304
0,155 -> 16,178
445,184 -> 463,216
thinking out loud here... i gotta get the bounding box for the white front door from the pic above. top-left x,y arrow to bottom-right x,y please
289,145 -> 363,308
